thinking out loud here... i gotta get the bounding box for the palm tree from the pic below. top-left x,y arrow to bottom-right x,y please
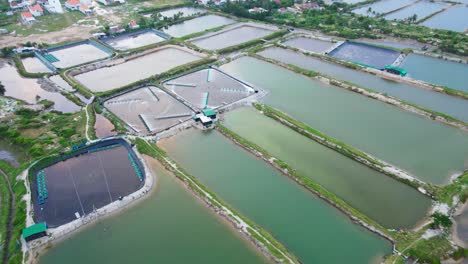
0,81 -> 5,95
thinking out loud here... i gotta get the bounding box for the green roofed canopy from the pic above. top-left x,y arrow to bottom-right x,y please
202,108 -> 216,117
22,222 -> 47,239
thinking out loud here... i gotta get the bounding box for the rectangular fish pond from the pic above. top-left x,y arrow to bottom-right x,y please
328,41 -> 402,69
220,56 -> 468,185
21,57 -> 53,73
161,129 -> 392,264
282,36 -> 336,54
400,53 -> 468,93
30,138 -> 145,227
104,86 -> 194,134
384,0 -> 448,22
35,40 -> 113,70
162,14 -> 236,38
158,7 -> 206,18
162,68 -> 255,110
258,47 -> 468,122
420,5 -> 468,32
189,23 -> 278,51
102,29 -> 171,51
74,46 -> 206,93
353,0 -> 415,17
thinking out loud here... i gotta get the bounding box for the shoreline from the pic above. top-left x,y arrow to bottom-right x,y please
145,150 -> 271,263
23,146 -> 156,264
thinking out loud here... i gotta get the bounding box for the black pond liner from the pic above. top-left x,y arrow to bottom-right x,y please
30,138 -> 145,227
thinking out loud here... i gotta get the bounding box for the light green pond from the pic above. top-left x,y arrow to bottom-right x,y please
224,107 -> 431,229
162,129 -> 392,264
220,57 -> 468,185
39,159 -> 266,264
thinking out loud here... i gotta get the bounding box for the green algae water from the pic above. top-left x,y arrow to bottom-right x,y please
220,57 -> 468,185
161,129 -> 392,264
39,158 -> 266,264
224,107 -> 431,229
259,47 -> 468,122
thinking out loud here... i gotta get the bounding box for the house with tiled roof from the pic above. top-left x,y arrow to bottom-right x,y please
21,11 -> 36,25
79,4 -> 91,15
29,4 -> 44,16
65,0 -> 80,10
128,20 -> 139,29
248,7 -> 267,13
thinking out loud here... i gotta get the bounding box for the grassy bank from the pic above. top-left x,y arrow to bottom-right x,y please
254,103 -> 434,194
0,161 -> 29,264
134,138 -> 300,264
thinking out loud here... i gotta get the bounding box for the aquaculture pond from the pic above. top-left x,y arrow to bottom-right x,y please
159,7 -> 205,18
328,41 -> 400,69
162,15 -> 236,38
161,129 -> 392,264
39,157 -> 267,264
190,24 -> 276,51
224,107 -> 431,229
384,1 -> 447,21
94,114 -> 116,139
0,60 -> 80,113
420,5 -> 468,32
353,0 -> 414,16
47,42 -> 111,69
49,75 -> 74,91
103,30 -> 168,51
258,47 -> 468,122
75,47 -> 203,92
21,57 -> 53,73
400,54 -> 468,93
221,57 -> 468,185
282,37 -> 335,54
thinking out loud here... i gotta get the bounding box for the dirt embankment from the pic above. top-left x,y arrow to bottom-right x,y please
0,26 -> 93,49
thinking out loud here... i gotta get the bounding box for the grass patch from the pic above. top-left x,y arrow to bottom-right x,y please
6,12 -> 84,36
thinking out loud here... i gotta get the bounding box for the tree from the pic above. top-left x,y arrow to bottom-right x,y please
0,81 -> 5,95
430,212 -> 452,229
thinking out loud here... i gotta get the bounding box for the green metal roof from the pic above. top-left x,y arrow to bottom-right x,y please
22,222 -> 47,239
384,65 -> 407,75
202,108 -> 216,117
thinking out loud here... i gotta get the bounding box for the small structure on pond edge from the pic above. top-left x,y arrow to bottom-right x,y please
22,222 -> 47,242
193,108 -> 217,128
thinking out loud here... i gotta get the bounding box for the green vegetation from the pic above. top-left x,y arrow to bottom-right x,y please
0,81 -> 5,95
86,104 -> 97,140
0,161 -> 30,264
406,235 -> 454,264
6,12 -> 84,36
435,171 -> 467,206
13,55 -> 50,78
216,2 -> 467,56
430,213 -> 452,229
134,138 -> 299,263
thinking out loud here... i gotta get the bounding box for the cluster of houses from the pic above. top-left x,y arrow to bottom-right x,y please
277,2 -> 321,14
13,0 -> 126,25
194,0 -> 321,14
